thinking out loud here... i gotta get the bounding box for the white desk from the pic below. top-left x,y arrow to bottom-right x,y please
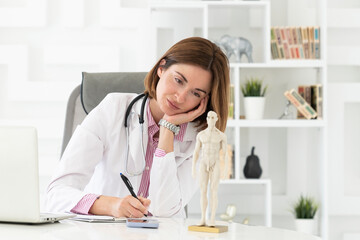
0,218 -> 321,240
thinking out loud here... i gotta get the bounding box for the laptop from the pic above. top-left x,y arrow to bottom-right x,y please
0,126 -> 75,224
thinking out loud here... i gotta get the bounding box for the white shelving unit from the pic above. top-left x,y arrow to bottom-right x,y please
150,0 -> 273,228
149,0 -> 327,237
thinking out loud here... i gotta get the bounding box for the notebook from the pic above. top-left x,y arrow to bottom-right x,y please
71,214 -> 126,223
0,126 -> 75,224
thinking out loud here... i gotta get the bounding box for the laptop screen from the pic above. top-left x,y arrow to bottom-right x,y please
0,126 -> 41,222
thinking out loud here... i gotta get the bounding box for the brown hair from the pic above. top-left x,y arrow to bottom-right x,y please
144,37 -> 230,132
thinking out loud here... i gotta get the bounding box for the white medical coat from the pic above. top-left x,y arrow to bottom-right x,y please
45,93 -> 199,217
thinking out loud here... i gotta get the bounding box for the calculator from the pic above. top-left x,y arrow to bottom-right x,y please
126,218 -> 159,229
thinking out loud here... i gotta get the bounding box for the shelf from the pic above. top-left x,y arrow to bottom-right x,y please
230,60 -> 325,69
227,119 -> 325,128
150,1 -> 269,9
220,179 -> 271,185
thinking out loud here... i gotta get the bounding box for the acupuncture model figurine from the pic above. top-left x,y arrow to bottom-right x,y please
192,111 -> 227,227
215,34 -> 253,63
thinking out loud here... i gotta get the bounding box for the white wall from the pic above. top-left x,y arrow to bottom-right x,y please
0,0 -> 152,197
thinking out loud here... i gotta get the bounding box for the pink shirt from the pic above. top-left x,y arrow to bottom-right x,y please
71,100 -> 187,215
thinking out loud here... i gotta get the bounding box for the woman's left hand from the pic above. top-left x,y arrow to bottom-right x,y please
163,96 -> 209,125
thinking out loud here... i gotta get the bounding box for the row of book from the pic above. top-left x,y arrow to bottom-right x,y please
271,26 -> 320,60
284,84 -> 323,120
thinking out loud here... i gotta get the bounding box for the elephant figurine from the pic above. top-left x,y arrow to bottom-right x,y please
216,35 -> 253,63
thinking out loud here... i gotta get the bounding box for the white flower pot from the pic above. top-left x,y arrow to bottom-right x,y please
295,219 -> 316,235
244,97 -> 265,120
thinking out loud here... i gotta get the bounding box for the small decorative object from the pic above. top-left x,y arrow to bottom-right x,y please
220,204 -> 237,222
242,218 -> 249,225
279,100 -> 294,119
215,34 -> 253,63
243,146 -> 262,178
190,111 -> 228,233
241,77 -> 268,120
292,195 -> 318,235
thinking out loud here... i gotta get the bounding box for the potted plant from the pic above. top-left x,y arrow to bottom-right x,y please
241,77 -> 268,120
292,195 -> 318,235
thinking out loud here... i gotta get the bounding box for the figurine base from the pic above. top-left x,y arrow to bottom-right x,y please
188,225 -> 228,233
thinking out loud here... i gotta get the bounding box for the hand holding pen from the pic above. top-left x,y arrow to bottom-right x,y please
120,173 -> 149,217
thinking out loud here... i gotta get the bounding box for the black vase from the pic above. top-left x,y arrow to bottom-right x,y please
243,146 -> 262,179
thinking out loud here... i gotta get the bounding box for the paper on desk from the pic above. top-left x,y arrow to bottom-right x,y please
71,214 -> 126,223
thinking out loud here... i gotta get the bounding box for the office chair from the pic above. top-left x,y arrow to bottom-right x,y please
61,72 -> 147,156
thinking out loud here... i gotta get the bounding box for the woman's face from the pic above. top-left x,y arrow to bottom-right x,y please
155,62 -> 212,116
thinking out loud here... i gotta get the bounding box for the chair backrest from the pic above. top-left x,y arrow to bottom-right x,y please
61,72 -> 147,156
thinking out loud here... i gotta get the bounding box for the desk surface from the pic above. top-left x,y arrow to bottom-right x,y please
0,218 -> 321,240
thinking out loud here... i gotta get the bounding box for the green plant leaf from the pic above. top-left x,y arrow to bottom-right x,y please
292,195 -> 318,219
241,77 -> 268,97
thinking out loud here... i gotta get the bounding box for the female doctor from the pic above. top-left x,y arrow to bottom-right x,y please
45,37 -> 230,218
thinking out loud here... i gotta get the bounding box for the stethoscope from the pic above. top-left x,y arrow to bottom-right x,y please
124,93 -> 149,176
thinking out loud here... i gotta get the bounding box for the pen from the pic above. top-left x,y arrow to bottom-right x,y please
120,173 -> 148,217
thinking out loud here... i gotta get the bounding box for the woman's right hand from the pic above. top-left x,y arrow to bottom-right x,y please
111,195 -> 150,218
89,195 -> 150,218
163,95 -> 209,126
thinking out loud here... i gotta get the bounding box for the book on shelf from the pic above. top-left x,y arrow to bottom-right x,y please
297,85 -> 311,119
284,89 -> 317,120
274,27 -> 285,59
220,144 -> 234,180
228,84 -> 234,119
314,26 -> 321,59
271,28 -> 280,59
301,27 -> 310,59
296,27 -> 305,58
309,26 -> 315,59
285,27 -> 294,58
280,28 -> 290,59
311,84 -> 323,119
271,26 -> 320,60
